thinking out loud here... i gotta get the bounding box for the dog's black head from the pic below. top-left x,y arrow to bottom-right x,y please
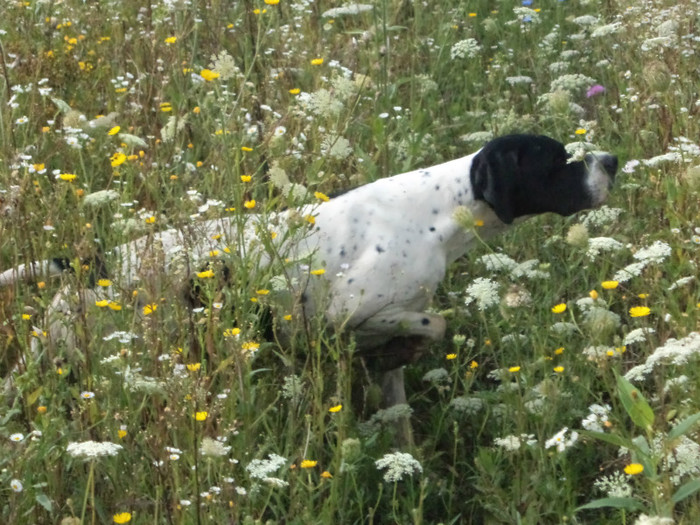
470,134 -> 617,224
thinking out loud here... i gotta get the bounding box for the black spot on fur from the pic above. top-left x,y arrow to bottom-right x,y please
375,245 -> 385,253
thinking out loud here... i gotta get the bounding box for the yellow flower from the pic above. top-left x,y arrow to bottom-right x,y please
638,293 -> 649,299
311,58 -> 324,66
310,268 -> 325,276
264,0 -> 280,4
200,69 -> 220,81
197,269 -> 215,278
575,128 -> 587,135
143,303 -> 158,315
145,215 -> 156,224
241,146 -> 253,152
554,347 -> 564,355
243,199 -> 256,209
624,463 -> 644,475
187,363 -> 201,371
113,512 -> 132,523
305,215 -> 316,225
193,106 -> 200,114
224,327 -> 241,337
602,280 -> 619,290
37,405 -> 47,414
240,175 -> 252,182
446,353 -> 457,360
22,313 -> 32,320
164,36 -> 177,44
469,360 -> 478,369
589,289 -> 599,300
283,314 -> 292,321
108,125 -> 120,135
508,366 -> 521,373
469,12 -> 477,17
108,301 -> 122,311
629,306 -> 651,317
58,173 -> 77,182
553,366 -> 565,373
95,299 -> 110,308
289,88 -> 301,95
195,411 -> 208,421
98,279 -> 112,287
314,191 -> 330,202
118,429 -> 127,439
300,459 -> 318,468
321,470 -> 333,479
256,289 -> 270,295
551,303 -> 567,314
241,341 -> 260,351
328,404 -> 342,413
111,152 -> 127,167
160,102 -> 172,112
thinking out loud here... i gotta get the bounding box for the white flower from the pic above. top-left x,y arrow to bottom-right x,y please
623,327 -> 655,345
625,332 -> 700,382
246,453 -> 287,480
83,189 -> 120,207
591,22 -> 622,38
633,516 -> 675,525
581,403 -> 611,433
10,433 -> 24,442
594,471 -> 632,498
200,437 -> 231,457
10,479 -> 23,492
464,277 -> 500,310
66,440 -> 123,459
505,76 -> 533,85
478,253 -> 517,272
668,276 -> 694,291
572,15 -> 599,26
80,391 -> 95,399
322,4 -> 373,17
422,367 -> 450,384
320,135 -> 352,160
545,427 -> 579,452
450,38 -> 481,60
494,434 -> 537,451
450,396 -> 484,415
580,206 -> 624,228
634,240 -> 672,263
550,73 -> 596,94
613,261 -> 648,283
586,236 -> 624,260
375,452 -> 423,483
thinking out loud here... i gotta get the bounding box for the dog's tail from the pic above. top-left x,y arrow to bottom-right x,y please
0,258 -> 70,287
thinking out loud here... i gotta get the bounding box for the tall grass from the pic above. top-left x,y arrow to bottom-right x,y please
1,0 -> 700,523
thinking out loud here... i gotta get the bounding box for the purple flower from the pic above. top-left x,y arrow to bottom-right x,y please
586,84 -> 606,98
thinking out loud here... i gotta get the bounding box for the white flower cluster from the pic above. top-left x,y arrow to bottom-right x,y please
66,440 -> 123,459
450,38 -> 481,60
544,427 -> 579,452
450,396 -> 484,415
375,451 -> 423,483
593,471 -> 632,498
246,453 -> 289,487
625,332 -> 700,381
613,240 -> 672,282
321,3 -> 373,17
580,205 -> 624,228
581,403 -> 611,433
464,277 -> 500,310
586,236 -> 625,260
549,73 -> 596,94
623,327 -> 655,345
493,434 -> 537,451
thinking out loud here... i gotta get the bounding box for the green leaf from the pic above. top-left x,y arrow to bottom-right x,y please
616,372 -> 654,430
118,133 -> 148,149
668,412 -> 700,440
35,493 -> 52,512
50,97 -> 72,113
671,478 -> 700,504
576,497 -> 645,512
580,430 -> 637,452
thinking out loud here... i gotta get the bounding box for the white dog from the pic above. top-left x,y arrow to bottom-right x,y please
1,135 -> 617,418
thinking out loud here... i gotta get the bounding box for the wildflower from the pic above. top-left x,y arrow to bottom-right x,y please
264,0 -> 279,4
111,152 -> 127,167
450,38 -> 481,60
329,404 -> 343,413
256,289 -> 269,295
243,199 -> 256,209
200,437 -> 231,457
314,191 -> 330,202
247,453 -> 287,480
553,366 -> 564,373
494,434 -> 537,451
66,440 -> 123,459
95,299 -> 110,308
630,306 -> 651,317
586,84 -> 606,98
508,366 -> 521,373
10,479 -> 23,492
143,303 -> 157,315
375,452 -> 423,483
551,303 -> 567,314
446,353 -> 457,360
200,69 -> 220,81
310,58 -> 324,65
554,347 -> 564,355
113,512 -> 132,523
545,427 -> 579,452
195,411 -> 208,421
624,463 -> 644,475
602,280 -> 619,289
186,363 -> 201,371
10,433 -> 24,442
464,277 -> 500,310
240,175 -> 252,182
144,215 -> 156,224
98,279 -> 112,287
37,406 -> 47,414
321,470 -> 333,479
582,403 -> 612,433
118,428 -> 127,439
223,327 -> 241,337
197,269 -> 215,278
289,88 -> 300,95
58,173 -> 77,182
575,128 -> 587,135
81,391 -> 95,399
164,36 -> 177,44
310,268 -> 325,276
300,459 -> 317,468
108,125 -> 120,135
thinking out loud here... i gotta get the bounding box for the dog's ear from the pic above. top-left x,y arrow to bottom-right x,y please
470,149 -> 517,224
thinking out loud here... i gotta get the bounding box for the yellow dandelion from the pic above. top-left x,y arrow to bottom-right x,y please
314,191 -> 330,202
118,429 -> 127,439
241,341 -> 260,351
638,293 -> 649,299
305,214 -> 316,225
21,313 -> 32,320
554,347 -> 564,355
98,279 -> 112,287
551,303 -> 567,314
265,0 -> 280,3
629,306 -> 651,317
289,88 -> 301,95
143,303 -> 158,315
256,289 -> 270,295
108,301 -> 122,311
111,152 -> 127,167
95,299 -> 110,308
446,353 -> 457,360
328,404 -> 342,413
553,366 -> 565,373
200,69 -> 220,81
300,459 -> 318,468
113,512 -> 132,524
283,314 -> 292,321
602,280 -> 619,290
311,58 -> 324,66
193,106 -> 200,114
575,128 -> 587,135
624,463 -> 644,475
223,327 -> 241,337
243,199 -> 256,209
58,173 -> 77,182
197,269 -> 215,278
145,215 -> 156,224
108,125 -> 120,135
194,411 -> 208,421
37,405 -> 47,414
469,360 -> 478,369
240,175 -> 252,182
187,363 -> 201,372
310,268 -> 325,276
589,289 -> 599,300
241,146 -> 253,152
164,36 -> 177,44
321,470 -> 333,479
508,366 -> 521,373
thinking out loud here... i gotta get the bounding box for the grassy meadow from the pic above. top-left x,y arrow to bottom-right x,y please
2,0 -> 700,523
